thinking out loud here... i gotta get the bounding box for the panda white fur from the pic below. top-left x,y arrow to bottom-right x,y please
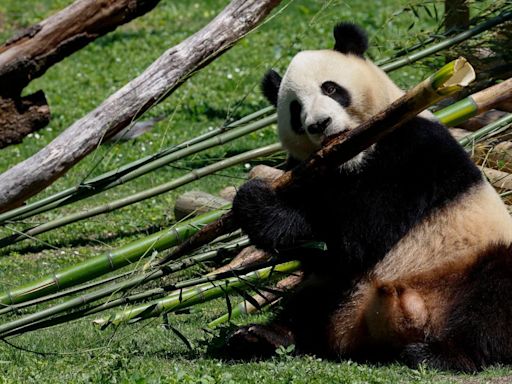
226,23 -> 512,372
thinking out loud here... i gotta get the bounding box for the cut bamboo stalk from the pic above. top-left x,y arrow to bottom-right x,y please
93,260 -> 301,328
0,208 -> 228,306
435,77 -> 512,127
0,113 -> 276,224
0,143 -> 282,247
156,58 -> 476,267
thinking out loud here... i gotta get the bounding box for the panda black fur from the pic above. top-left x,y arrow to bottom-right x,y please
227,23 -> 512,372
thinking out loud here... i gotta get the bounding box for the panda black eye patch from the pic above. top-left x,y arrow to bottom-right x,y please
321,81 -> 351,107
290,100 -> 305,134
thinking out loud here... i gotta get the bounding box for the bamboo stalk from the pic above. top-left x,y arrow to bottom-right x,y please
0,113 -> 276,224
0,208 -> 229,306
0,236 -> 250,316
380,11 -> 512,72
459,113 -> 512,147
208,272 -> 303,327
436,77 -> 512,127
156,58 -> 476,267
0,236 -> 254,335
0,143 -> 282,247
93,260 -> 301,328
0,244 -> 274,336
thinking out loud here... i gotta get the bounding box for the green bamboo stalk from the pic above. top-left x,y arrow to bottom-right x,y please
0,143 -> 282,248
380,11 -> 512,72
435,77 -> 512,127
0,208 -> 229,307
436,97 -> 478,127
0,236 -> 250,316
0,113 -> 276,224
208,291 -> 277,328
459,113 -> 512,148
93,260 -> 301,328
0,238 -> 253,337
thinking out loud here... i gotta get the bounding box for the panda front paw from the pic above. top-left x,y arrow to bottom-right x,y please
232,178 -> 313,252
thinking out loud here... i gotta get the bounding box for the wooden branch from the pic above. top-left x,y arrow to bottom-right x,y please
0,0 -> 161,96
0,0 -> 281,213
0,91 -> 50,148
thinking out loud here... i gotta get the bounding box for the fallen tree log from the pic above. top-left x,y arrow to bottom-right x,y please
0,0 -> 281,213
0,0 -> 162,147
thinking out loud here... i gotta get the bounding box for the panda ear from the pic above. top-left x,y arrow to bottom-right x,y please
261,69 -> 282,107
333,22 -> 368,57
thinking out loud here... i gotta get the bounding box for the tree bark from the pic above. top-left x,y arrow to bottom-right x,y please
0,0 -> 281,213
0,91 -> 50,147
0,0 -> 161,147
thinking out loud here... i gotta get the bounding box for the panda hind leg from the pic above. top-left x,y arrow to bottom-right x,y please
401,342 -> 478,372
220,323 -> 296,360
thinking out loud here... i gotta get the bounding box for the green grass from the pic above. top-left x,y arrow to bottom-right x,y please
0,0 -> 509,382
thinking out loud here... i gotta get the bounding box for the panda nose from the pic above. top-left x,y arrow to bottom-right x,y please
307,117 -> 331,134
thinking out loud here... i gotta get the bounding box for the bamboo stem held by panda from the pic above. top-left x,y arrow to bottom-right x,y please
272,57 -> 475,189
158,58 -> 475,265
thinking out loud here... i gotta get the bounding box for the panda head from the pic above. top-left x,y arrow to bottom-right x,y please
262,23 -> 404,165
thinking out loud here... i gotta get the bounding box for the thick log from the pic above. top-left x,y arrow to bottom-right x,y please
0,0 -> 161,96
0,0 -> 281,213
0,92 -> 50,148
174,191 -> 229,220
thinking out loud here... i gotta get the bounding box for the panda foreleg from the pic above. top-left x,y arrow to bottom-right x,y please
232,178 -> 314,252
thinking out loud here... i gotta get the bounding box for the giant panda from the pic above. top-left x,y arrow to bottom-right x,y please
224,23 -> 512,372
